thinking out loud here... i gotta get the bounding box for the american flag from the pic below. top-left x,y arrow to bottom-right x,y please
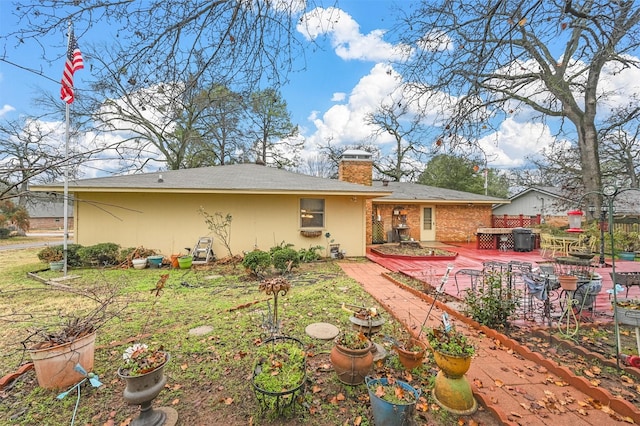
60,28 -> 84,104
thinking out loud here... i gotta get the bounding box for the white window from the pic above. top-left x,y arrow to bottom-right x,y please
300,198 -> 325,228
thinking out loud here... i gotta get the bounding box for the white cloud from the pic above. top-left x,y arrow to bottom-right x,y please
0,104 -> 15,118
331,92 -> 346,102
297,7 -> 411,62
305,63 -> 402,148
478,118 -> 555,168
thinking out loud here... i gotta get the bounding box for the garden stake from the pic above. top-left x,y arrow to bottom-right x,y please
417,264 -> 453,340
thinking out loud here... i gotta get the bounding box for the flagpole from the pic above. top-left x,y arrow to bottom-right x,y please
63,21 -> 71,276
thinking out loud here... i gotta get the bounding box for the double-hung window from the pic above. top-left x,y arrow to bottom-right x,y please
300,198 -> 324,228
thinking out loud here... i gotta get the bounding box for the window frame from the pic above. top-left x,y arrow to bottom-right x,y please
299,198 -> 325,229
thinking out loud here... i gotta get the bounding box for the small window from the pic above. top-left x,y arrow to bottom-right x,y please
300,198 -> 325,228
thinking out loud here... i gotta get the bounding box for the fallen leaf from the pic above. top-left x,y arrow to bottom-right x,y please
495,379 -> 504,387
171,398 -> 180,405
336,392 -> 346,401
223,397 -> 233,405
354,416 -> 362,425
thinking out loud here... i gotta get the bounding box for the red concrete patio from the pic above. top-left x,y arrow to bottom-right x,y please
339,242 -> 640,425
366,241 -> 640,325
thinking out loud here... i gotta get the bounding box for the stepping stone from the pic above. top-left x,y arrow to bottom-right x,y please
306,322 -> 340,340
188,325 -> 214,336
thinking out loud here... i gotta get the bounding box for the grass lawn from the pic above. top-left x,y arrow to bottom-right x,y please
0,245 -> 497,425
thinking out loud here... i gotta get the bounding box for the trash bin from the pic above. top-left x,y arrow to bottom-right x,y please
513,228 -> 534,252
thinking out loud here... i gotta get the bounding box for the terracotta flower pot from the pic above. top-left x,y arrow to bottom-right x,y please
28,331 -> 96,389
394,338 -> 427,370
558,275 -> 578,291
330,340 -> 373,385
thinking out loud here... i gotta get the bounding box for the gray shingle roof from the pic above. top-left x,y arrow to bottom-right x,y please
371,181 -> 508,203
30,164 -> 391,196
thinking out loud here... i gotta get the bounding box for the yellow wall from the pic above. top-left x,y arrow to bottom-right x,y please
73,192 -> 367,257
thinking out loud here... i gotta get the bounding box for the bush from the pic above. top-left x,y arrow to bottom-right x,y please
463,271 -> 520,328
272,247 -> 299,273
77,243 -> 121,266
37,244 -> 83,266
0,228 -> 10,239
298,245 -> 323,262
242,250 -> 272,276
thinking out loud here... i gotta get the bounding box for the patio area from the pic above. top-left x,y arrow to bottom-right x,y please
366,241 -> 640,328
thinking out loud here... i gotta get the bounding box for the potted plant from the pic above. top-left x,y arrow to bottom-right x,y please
24,280 -> 124,389
330,330 -> 373,385
426,325 -> 477,415
118,343 -> 174,425
392,337 -> 428,370
366,376 -> 421,426
616,230 -> 639,260
37,245 -> 65,270
252,336 -> 307,416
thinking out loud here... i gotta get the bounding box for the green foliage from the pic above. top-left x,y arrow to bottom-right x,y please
335,331 -> 370,350
418,154 -> 509,198
463,271 -> 520,328
77,243 -> 121,266
272,247 -> 299,273
298,245 -> 323,262
37,244 -> 83,266
269,241 -> 294,255
0,228 -> 10,239
425,327 -> 475,357
241,250 -> 271,276
253,340 -> 306,392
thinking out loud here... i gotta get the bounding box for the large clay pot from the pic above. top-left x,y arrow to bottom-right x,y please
118,353 -> 170,426
394,338 -> 427,370
330,340 -> 373,385
28,331 -> 96,389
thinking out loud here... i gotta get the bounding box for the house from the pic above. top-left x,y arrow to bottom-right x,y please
25,193 -> 73,231
493,186 -> 640,227
492,186 -> 573,227
29,150 -> 509,257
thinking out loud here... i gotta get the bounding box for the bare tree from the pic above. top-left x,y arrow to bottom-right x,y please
397,0 -> 640,208
0,117 -> 75,203
3,1 -> 311,172
365,101 -> 430,182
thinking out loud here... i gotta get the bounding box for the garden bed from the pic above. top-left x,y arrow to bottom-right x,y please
371,243 -> 457,260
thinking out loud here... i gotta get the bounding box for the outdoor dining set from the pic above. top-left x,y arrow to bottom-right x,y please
454,257 -> 604,328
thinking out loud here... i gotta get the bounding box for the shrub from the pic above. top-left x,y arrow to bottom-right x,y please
272,247 -> 299,273
269,241 -> 294,256
0,228 -> 10,239
242,250 -> 272,277
463,271 -> 520,328
77,243 -> 121,266
298,245 -> 323,262
37,244 -> 83,266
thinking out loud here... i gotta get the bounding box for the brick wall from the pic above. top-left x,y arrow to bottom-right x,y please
28,217 -> 73,231
338,160 -> 372,186
435,205 -> 492,242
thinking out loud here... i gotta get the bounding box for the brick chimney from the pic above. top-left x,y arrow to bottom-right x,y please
338,149 -> 373,186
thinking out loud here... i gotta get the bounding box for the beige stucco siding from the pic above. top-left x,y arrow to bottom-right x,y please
73,192 -> 367,257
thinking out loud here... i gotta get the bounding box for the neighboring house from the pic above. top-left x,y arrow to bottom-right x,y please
25,194 -> 73,231
29,151 -> 509,257
494,186 -> 640,227
493,186 -> 574,226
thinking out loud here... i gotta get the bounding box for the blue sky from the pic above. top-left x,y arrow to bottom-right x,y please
2,1 -> 640,178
